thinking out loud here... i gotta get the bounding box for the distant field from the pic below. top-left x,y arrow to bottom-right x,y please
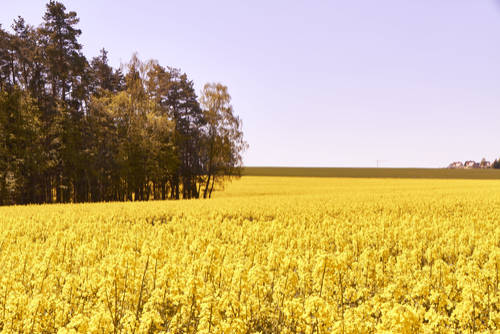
243,166 -> 500,179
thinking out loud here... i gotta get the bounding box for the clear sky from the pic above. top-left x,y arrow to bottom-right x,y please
2,1 -> 500,167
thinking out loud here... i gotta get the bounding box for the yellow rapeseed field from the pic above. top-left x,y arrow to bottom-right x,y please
1,176 -> 500,333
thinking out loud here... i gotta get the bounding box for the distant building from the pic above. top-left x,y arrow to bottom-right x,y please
464,161 -> 479,169
448,160 -> 492,169
448,161 -> 463,169
481,161 -> 491,169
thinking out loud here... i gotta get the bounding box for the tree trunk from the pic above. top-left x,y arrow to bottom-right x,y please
209,176 -> 215,198
203,174 -> 211,199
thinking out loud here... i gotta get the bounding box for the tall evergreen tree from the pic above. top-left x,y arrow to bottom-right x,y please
40,1 -> 85,105
158,67 -> 205,199
90,48 -> 124,96
39,1 -> 88,202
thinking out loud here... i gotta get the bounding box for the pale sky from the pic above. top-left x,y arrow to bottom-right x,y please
2,1 -> 500,167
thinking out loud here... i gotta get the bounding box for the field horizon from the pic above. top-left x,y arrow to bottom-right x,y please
243,166 -> 500,179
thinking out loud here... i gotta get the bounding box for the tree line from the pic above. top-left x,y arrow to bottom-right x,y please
0,1 -> 246,205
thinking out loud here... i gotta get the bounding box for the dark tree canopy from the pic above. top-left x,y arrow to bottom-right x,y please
0,2 -> 246,205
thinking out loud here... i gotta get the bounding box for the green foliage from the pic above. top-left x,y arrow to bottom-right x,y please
0,87 -> 43,204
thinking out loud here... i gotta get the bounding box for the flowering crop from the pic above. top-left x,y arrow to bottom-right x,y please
1,176 -> 500,333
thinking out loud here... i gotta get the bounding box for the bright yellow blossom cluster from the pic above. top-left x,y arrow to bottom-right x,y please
1,176 -> 500,333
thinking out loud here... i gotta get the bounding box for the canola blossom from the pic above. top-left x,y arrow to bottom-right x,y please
1,176 -> 500,333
